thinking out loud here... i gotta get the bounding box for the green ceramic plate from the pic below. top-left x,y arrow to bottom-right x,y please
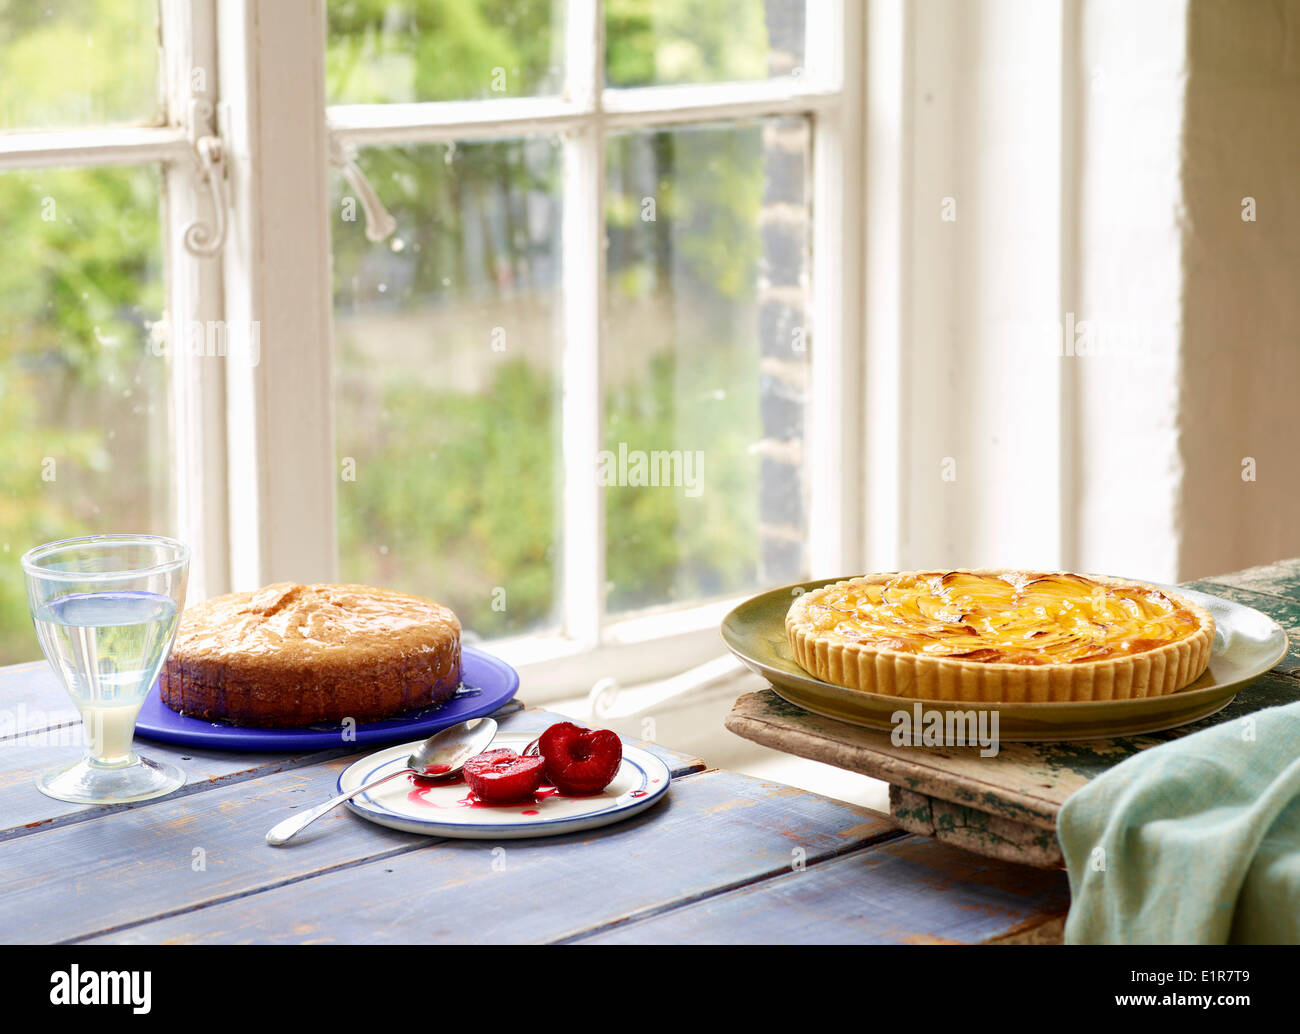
721,577 -> 1289,742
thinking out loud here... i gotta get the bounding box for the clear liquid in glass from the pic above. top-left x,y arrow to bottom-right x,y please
32,590 -> 179,766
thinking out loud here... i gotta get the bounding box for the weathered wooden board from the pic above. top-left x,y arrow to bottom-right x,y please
1198,558 -> 1300,605
729,670 -> 1300,866
84,771 -> 897,945
727,688 -> 1155,830
0,753 -> 415,944
888,786 -> 1064,867
0,709 -> 705,944
0,661 -> 84,741
0,705 -> 698,842
0,734 -> 350,842
579,833 -> 1070,945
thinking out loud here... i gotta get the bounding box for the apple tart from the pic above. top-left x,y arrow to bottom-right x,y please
786,570 -> 1215,702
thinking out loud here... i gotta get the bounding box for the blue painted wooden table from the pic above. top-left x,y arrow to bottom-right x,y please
0,665 -> 1070,943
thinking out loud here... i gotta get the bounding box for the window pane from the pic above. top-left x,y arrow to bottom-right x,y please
0,1 -> 160,130
606,0 -> 805,88
332,139 -> 563,638
326,0 -> 565,104
604,119 -> 812,614
0,165 -> 170,664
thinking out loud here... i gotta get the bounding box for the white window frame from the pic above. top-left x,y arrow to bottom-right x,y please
323,0 -> 864,697
1,0 -> 867,699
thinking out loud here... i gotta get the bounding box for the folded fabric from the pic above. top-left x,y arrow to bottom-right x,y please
1058,701 -> 1300,943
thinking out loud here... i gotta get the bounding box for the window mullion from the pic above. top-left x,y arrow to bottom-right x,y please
807,0 -> 865,578
560,0 -> 605,647
326,82 -> 839,153
861,0 -> 907,573
161,0 -> 228,602
217,0 -> 337,590
0,127 -> 190,171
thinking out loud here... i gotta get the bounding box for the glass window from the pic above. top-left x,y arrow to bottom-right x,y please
0,1 -> 160,130
332,138 -> 564,638
605,0 -> 806,89
326,0 -> 566,104
604,118 -> 812,614
0,165 -> 169,664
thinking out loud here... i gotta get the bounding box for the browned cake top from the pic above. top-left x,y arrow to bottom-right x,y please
172,583 -> 461,669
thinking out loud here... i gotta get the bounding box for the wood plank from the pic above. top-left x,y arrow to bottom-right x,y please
730,669 -> 1300,826
0,753 -> 411,944
0,711 -> 707,944
576,833 -> 1070,944
1196,557 -> 1300,603
0,662 -> 83,741
0,734 -> 349,842
888,786 -> 1064,867
80,771 -> 898,944
726,688 -> 1150,830
0,704 -> 696,843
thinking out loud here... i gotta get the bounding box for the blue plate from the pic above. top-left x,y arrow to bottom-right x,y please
133,645 -> 519,752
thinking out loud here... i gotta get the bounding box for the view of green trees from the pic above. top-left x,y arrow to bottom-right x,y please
0,0 -> 804,661
0,2 -> 168,664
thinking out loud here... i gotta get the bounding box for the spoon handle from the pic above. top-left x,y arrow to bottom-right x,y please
266,768 -> 405,846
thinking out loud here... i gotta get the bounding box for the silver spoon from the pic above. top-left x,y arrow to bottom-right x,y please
265,717 -> 498,846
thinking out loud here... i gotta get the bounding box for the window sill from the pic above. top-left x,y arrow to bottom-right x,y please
486,593 -> 749,703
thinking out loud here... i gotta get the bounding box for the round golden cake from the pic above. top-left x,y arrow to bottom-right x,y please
160,583 -> 462,727
786,570 -> 1215,703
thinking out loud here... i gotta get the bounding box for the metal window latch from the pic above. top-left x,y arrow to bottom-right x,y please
329,136 -> 397,243
177,99 -> 395,257
587,654 -> 747,721
182,97 -> 228,259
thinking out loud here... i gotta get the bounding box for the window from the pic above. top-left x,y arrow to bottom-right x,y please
1,1 -> 865,697
0,1 -> 214,665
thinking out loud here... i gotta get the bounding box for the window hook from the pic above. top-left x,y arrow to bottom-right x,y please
329,136 -> 397,243
181,97 -> 228,259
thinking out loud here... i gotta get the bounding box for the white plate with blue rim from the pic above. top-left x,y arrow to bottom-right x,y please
338,731 -> 672,839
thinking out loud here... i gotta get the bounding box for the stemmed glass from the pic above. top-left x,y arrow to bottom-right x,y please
21,534 -> 190,804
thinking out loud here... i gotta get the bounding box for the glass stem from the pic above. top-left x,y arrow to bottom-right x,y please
82,704 -> 141,767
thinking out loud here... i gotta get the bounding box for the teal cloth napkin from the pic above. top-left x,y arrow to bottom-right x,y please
1058,701 -> 1300,944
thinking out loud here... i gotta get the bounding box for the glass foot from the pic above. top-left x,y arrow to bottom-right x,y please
36,754 -> 186,805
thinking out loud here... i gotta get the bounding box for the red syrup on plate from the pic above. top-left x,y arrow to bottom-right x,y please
404,772 -> 597,812
452,784 -> 568,810
404,769 -> 464,808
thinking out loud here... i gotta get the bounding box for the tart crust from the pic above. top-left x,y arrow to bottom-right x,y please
160,582 -> 462,727
785,570 -> 1215,703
